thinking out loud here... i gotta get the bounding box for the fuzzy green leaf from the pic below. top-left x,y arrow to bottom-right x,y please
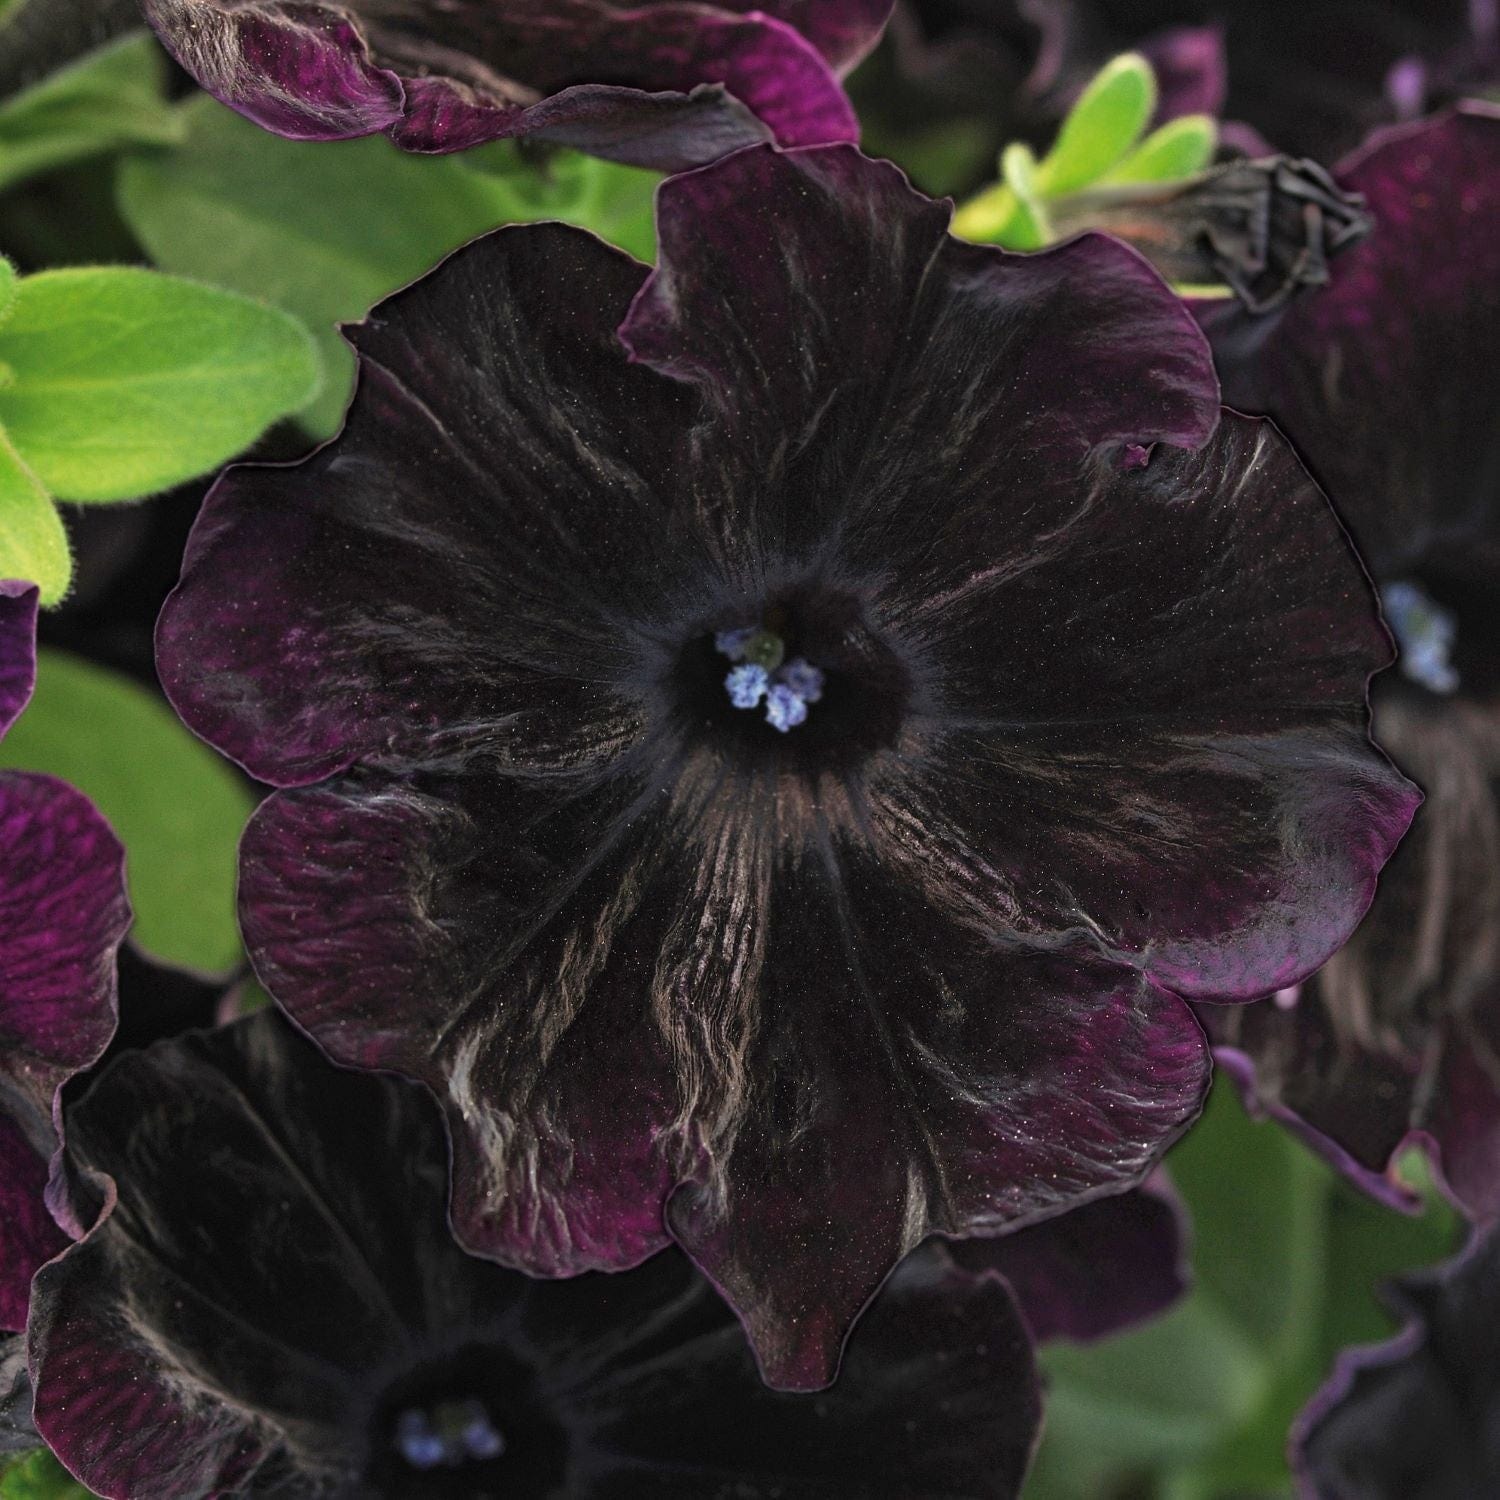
0,648 -> 253,970
0,32 -> 183,196
0,423 -> 66,602
0,266 -> 321,501
1034,52 -> 1157,197
118,98 -> 659,435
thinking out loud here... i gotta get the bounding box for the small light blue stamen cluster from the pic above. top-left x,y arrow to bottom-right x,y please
726,663 -> 770,708
717,626 -> 825,732
1383,579 -> 1460,694
395,1399 -> 505,1470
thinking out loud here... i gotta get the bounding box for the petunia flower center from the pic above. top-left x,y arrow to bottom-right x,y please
1383,579 -> 1460,694
364,1344 -> 568,1498
662,586 -> 914,771
715,625 -> 827,733
394,1398 -> 505,1470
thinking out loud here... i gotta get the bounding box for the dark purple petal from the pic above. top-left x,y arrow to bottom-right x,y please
137,1 -> 406,142
834,413 -> 1415,1004
158,223 -> 686,788
0,772 -> 127,1328
946,1174 -> 1190,1343
1293,1227 -> 1498,1499
0,1111 -> 64,1334
659,904 -> 1207,1388
623,144 -> 1219,462
141,0 -> 880,168
0,772 -> 127,1114
0,583 -> 37,740
31,1012 -> 1042,1499
238,774 -> 682,1277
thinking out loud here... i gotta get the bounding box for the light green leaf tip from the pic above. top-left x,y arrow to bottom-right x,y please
0,423 -> 67,603
0,648 -> 254,970
0,265 -> 322,503
1034,52 -> 1158,197
1102,113 -> 1218,185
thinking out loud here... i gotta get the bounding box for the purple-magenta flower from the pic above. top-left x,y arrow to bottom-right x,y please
0,581 -> 129,1337
157,142 -> 1415,1388
139,0 -> 892,169
29,1011 -> 1043,1499
1292,1226 -> 1497,1499
1200,107 -> 1500,1220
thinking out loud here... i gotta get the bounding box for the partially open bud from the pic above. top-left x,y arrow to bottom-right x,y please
1049,156 -> 1373,313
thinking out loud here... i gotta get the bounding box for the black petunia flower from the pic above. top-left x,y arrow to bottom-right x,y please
139,0 -> 892,170
29,1010 -> 1043,1499
1293,1225 -> 1499,1499
1200,106 -> 1500,1221
157,142 -> 1415,1388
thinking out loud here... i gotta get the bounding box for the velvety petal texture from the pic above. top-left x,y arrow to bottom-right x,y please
1200,107 -> 1500,1220
947,1175 -> 1189,1343
160,144 -> 1412,1387
140,0 -> 891,168
1293,1227 -> 1499,1499
0,588 -> 130,1331
30,1012 -> 1042,1500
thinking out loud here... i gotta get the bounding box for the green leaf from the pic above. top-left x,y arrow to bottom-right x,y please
0,1449 -> 93,1498
1026,1296 -> 1267,1498
1022,1078 -> 1467,1500
0,258 -> 16,329
0,423 -> 66,602
1022,1081 -> 1331,1499
0,648 -> 253,970
1102,113 -> 1219,185
0,32 -> 184,196
1034,52 -> 1157,197
118,99 -> 660,436
1172,1083 -> 1330,1367
460,146 -> 659,264
0,265 -> 322,501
